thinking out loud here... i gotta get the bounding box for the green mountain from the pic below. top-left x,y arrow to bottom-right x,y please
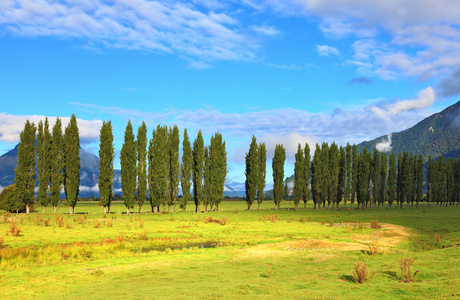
357,101 -> 460,160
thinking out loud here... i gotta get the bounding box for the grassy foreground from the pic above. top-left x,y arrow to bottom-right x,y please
1,201 -> 460,299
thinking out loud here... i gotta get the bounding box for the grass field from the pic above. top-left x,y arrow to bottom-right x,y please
1,200 -> 460,299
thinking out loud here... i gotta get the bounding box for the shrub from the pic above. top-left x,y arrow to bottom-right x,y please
55,215 -> 64,227
264,215 -> 280,223
261,264 -> 273,278
77,216 -> 87,225
370,220 -> 381,229
93,220 -> 102,228
434,233 -> 441,244
399,257 -> 419,283
367,240 -> 380,255
352,261 -> 375,284
65,221 -> 72,229
7,221 -> 21,237
43,218 -> 51,227
34,215 -> 43,226
135,231 -> 149,240
105,219 -> 113,227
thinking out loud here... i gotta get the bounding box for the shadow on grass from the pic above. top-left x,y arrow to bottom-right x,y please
340,275 -> 355,283
381,270 -> 399,280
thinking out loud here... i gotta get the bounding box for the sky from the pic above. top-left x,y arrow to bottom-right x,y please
1,0 -> 460,191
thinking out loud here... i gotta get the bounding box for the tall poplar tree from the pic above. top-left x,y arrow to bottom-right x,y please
372,149 -> 380,208
148,125 -> 168,213
50,117 -> 64,214
137,122 -> 147,213
169,125 -> 180,212
99,121 -> 114,214
293,144 -> 304,210
245,136 -> 258,210
351,144 -> 358,208
15,120 -> 36,214
209,132 -> 227,211
120,121 -> 137,214
426,155 -> 433,206
64,114 -> 80,214
379,152 -> 387,208
344,143 -> 352,207
311,144 -> 321,209
272,144 -> 286,210
337,146 -> 346,208
257,143 -> 267,210
37,118 -> 51,214
180,129 -> 193,211
203,146 -> 211,212
192,131 -> 204,213
303,142 -> 311,209
387,152 -> 397,208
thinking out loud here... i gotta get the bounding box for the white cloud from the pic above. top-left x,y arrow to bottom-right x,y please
79,185 -> 99,193
250,25 -> 281,36
386,87 -> 435,115
0,0 -> 258,65
316,45 -> 340,56
375,134 -> 392,152
0,113 -> 102,143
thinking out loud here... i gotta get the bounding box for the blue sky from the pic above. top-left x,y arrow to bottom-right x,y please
1,0 -> 460,191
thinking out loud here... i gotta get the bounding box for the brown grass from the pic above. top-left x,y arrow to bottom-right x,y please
399,257 -> 419,283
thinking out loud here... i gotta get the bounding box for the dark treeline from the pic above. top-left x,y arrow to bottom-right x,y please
245,138 -> 460,210
3,116 -> 227,214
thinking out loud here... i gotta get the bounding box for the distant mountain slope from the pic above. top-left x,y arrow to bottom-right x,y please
358,101 -> 460,160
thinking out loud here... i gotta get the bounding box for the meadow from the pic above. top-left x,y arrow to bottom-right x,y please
1,200 -> 459,299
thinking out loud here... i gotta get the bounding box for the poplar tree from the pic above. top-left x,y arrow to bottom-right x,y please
372,149 -> 380,208
272,144 -> 286,209
257,143 -> 266,210
293,144 -> 304,210
337,146 -> 346,208
137,122 -> 147,213
357,148 -> 370,209
209,132 -> 227,211
37,118 -> 51,214
148,125 -> 168,213
327,143 -> 339,208
203,146 -> 211,212
311,144 -> 321,209
426,155 -> 433,206
192,131 -> 204,213
344,143 -> 352,207
50,117 -> 64,214
64,114 -> 80,214
379,152 -> 387,208
120,121 -> 137,214
303,142 -> 311,209
387,152 -> 397,208
351,144 -> 358,208
14,120 -> 36,214
446,158 -> 455,206
245,136 -> 259,210
99,121 -> 114,214
180,128 -> 192,211
169,125 -> 180,212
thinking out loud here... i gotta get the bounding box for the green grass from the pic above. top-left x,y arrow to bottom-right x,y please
1,200 -> 460,299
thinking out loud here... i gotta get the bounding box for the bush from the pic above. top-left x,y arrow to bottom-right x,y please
105,219 -> 113,227
55,215 -> 64,227
367,240 -> 380,255
93,220 -> 102,228
399,257 -> 419,283
0,185 -> 26,213
434,233 -> 441,244
6,221 -> 21,237
352,261 -> 375,284
370,220 -> 381,229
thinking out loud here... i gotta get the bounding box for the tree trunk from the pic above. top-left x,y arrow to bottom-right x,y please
69,206 -> 74,214
195,204 -> 200,213
275,202 -> 279,210
304,202 -> 307,209
126,207 -> 130,215
258,202 -> 261,210
43,206 -> 46,214
108,207 -> 111,214
153,206 -> 158,213
26,205 -> 30,214
104,206 -> 107,214
295,203 -> 298,211
168,206 -> 171,213
53,206 -> 57,214
139,206 -> 143,214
